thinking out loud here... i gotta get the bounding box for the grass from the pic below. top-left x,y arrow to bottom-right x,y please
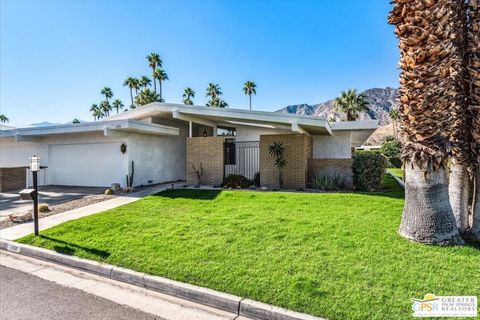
387,168 -> 403,178
19,176 -> 479,320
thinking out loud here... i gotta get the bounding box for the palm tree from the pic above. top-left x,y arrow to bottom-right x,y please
334,89 -> 369,121
147,53 -> 162,93
153,68 -> 168,101
206,83 -> 227,107
132,77 -> 140,95
268,142 -> 287,188
0,114 -> 9,123
112,99 -> 124,114
135,88 -> 161,106
100,100 -> 112,117
389,0 -> 464,245
467,0 -> 480,240
243,81 -> 257,110
182,87 -> 195,105
389,109 -> 399,139
139,76 -> 151,89
123,77 -> 137,107
90,104 -> 101,120
101,87 -> 113,102
72,118 -> 80,124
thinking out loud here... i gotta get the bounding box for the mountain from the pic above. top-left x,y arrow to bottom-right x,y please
29,121 -> 61,127
277,87 -> 399,126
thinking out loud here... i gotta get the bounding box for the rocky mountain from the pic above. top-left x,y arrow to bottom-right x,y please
277,87 -> 399,126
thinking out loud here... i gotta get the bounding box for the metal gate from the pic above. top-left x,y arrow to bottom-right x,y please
224,140 -> 259,180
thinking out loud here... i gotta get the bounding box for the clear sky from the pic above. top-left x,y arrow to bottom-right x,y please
0,0 -> 398,126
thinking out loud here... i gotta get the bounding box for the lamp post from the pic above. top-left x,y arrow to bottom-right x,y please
30,155 -> 40,236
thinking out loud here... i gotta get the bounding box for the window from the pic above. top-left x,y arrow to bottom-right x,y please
217,126 -> 236,136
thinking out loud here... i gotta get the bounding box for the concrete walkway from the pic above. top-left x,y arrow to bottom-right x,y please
0,250 -> 245,320
0,182 -> 185,241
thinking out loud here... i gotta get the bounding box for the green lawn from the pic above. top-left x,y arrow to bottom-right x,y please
387,168 -> 403,178
19,176 -> 479,320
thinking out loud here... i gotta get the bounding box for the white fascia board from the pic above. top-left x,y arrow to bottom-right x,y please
1,119 -> 178,138
330,120 -> 379,131
172,109 -> 218,127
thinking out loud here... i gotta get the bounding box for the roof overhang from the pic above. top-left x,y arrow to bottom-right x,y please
108,103 -> 333,135
0,119 -> 179,140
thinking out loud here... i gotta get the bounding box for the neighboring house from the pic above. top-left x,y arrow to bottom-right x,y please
0,103 -> 377,191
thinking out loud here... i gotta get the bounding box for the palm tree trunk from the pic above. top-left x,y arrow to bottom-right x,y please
470,170 -> 480,240
448,163 -> 470,233
399,163 -> 464,245
130,88 -> 134,106
249,94 -> 252,111
159,81 -> 162,101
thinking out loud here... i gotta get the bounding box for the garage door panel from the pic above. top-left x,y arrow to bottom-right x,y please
49,143 -> 125,187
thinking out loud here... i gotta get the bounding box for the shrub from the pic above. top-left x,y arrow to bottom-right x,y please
38,203 -> 50,212
311,174 -> 344,191
380,139 -> 402,168
352,153 -> 387,191
105,188 -> 114,195
222,174 -> 252,189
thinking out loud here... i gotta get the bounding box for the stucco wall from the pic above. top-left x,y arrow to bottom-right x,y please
312,131 -> 351,159
235,125 -> 289,142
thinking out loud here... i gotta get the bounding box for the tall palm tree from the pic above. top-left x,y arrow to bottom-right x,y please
139,76 -> 151,89
123,77 -> 137,107
389,109 -> 399,139
243,81 -> 257,110
112,99 -> 124,114
334,89 -> 369,121
467,0 -> 480,240
182,87 -> 195,105
132,77 -> 140,95
0,114 -> 9,123
153,68 -> 168,101
134,88 -> 161,106
206,83 -> 222,107
389,0 -> 464,245
101,87 -> 113,102
100,100 -> 112,117
72,118 -> 80,124
147,53 -> 162,93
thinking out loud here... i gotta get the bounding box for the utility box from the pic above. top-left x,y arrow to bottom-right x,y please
19,188 -> 36,201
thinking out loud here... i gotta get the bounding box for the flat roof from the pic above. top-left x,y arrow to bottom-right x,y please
0,119 -> 179,138
107,102 -> 379,135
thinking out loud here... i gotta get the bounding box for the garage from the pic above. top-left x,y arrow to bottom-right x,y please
49,143 -> 126,187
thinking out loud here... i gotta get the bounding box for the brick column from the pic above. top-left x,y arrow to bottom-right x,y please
186,137 -> 225,186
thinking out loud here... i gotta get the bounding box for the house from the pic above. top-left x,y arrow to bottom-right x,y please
0,103 -> 377,191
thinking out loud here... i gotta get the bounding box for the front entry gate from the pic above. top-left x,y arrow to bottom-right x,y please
224,140 -> 259,180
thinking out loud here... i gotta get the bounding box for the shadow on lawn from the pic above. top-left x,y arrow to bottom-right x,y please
153,189 -> 221,200
38,235 -> 110,259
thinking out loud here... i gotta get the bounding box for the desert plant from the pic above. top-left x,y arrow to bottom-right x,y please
38,203 -> 50,213
192,163 -> 204,187
126,161 -> 135,187
311,174 -> 343,191
253,171 -> 260,187
222,174 -> 252,189
105,189 -> 114,195
268,142 -> 287,188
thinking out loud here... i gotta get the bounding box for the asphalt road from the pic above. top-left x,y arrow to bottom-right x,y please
0,266 -> 161,320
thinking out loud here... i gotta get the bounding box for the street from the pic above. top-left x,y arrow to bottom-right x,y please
0,266 -> 159,320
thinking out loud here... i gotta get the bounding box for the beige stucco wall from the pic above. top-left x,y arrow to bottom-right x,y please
186,136 -> 225,186
259,134 -> 312,189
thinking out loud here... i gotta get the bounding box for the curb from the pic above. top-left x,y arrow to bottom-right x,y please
387,171 -> 404,190
0,239 -> 326,320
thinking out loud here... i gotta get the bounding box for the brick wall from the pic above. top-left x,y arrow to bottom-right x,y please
186,137 -> 225,186
0,167 -> 27,192
308,159 -> 353,189
259,134 -> 312,189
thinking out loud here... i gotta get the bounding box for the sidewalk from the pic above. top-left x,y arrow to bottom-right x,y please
0,250 -> 244,320
0,182 -> 185,241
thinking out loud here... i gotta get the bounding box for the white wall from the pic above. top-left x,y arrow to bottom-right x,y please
126,123 -> 188,186
312,131 -> 352,159
234,125 -> 289,141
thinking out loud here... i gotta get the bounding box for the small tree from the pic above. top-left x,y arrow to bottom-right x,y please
192,163 -> 204,187
268,142 -> 287,188
380,137 -> 402,168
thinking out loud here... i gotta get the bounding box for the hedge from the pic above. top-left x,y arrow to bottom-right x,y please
352,152 -> 387,191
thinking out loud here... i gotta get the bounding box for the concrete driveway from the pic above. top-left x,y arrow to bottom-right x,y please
0,186 -> 106,216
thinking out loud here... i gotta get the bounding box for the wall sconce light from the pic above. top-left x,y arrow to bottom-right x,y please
120,143 -> 127,154
203,130 -> 207,137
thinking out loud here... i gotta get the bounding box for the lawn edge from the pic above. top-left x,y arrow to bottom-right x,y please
386,171 -> 404,189
0,239 -> 326,320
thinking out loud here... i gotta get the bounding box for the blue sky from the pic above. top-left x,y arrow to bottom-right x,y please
0,0 -> 398,125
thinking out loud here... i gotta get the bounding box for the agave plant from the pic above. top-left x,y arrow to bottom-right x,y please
268,142 -> 287,188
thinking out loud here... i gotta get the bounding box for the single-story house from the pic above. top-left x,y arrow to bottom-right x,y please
0,103 -> 377,191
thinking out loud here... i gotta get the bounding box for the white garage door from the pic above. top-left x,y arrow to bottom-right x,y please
49,143 -> 126,187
